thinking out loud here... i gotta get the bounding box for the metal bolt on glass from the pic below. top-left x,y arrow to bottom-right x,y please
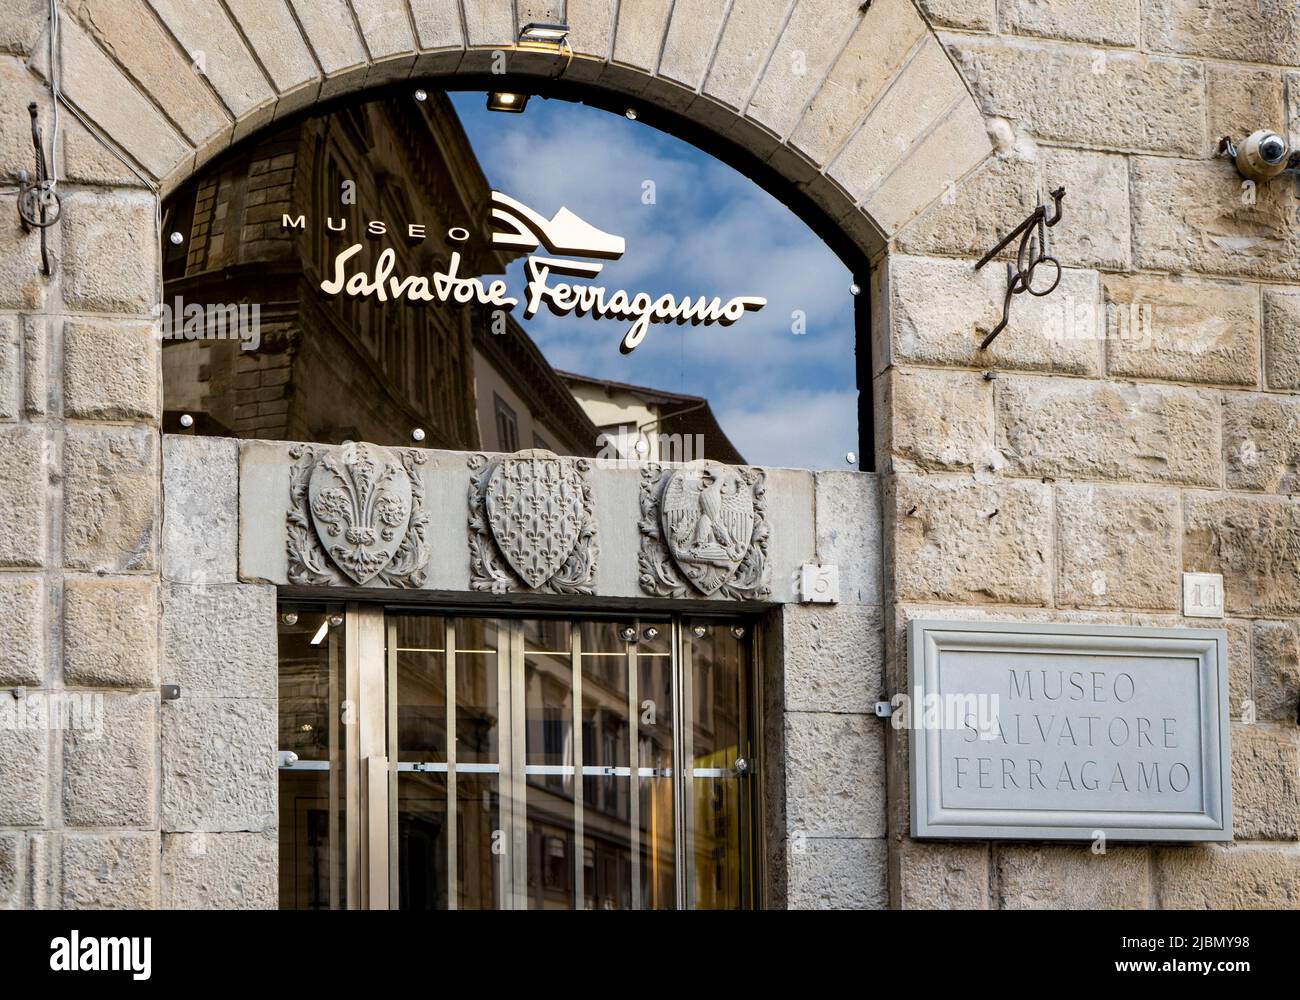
179,413 -> 194,428
621,625 -> 637,641
731,625 -> 746,639
169,231 -> 184,245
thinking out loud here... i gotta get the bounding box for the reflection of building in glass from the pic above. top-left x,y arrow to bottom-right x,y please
161,95 -> 601,454
559,371 -> 745,465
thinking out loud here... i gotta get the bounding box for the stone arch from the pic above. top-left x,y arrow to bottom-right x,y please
29,0 -> 991,258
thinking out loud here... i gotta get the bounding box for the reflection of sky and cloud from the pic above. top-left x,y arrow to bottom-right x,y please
451,93 -> 858,470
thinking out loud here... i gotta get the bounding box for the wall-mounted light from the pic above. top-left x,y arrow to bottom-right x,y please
518,22 -> 570,48
486,91 -> 528,114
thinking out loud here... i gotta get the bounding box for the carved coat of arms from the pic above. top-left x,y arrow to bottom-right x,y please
639,461 -> 770,600
287,441 -> 430,587
468,449 -> 598,594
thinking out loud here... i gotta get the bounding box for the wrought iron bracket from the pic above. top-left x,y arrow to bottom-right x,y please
973,186 -> 1065,350
17,101 -> 60,276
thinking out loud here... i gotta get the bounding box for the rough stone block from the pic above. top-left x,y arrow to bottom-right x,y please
1207,64 -> 1284,151
0,425 -> 46,567
1041,148 -> 1130,270
225,0 -> 319,98
0,313 -> 18,420
60,190 -> 158,315
885,255 -> 1103,376
703,0 -> 790,108
746,0 -> 864,137
863,100 -> 991,235
1131,157 -> 1300,281
898,839 -> 990,909
0,832 -> 17,909
785,712 -> 885,839
61,833 -> 158,909
1252,621 -> 1300,723
33,16 -> 190,180
1264,288 -> 1300,389
814,471 -> 881,605
657,0 -> 727,88
1143,1 -> 1300,63
163,435 -> 239,584
828,39 -> 965,203
948,37 -> 1204,156
996,377 -> 1221,487
917,0 -> 992,30
161,697 -> 276,832
997,845 -> 1150,908
1184,492 -> 1300,617
147,0 -> 277,119
782,603 -> 883,713
1224,394 -> 1300,494
1156,844 -> 1300,908
1055,484 -> 1180,610
287,0 -> 367,85
21,314 -> 44,417
63,0 -> 230,147
162,584 -> 276,699
609,0 -> 671,71
63,319 -> 159,421
885,367 -> 994,474
1102,274 -> 1259,386
789,0 -> 926,165
63,576 -> 158,689
63,692 -> 156,828
162,831 -> 277,909
898,140 -> 1037,255
0,576 -> 42,685
63,425 -> 158,573
893,476 -> 1053,606
1232,724 -> 1300,840
787,837 -> 887,909
0,705 -> 46,825
999,0 -> 1139,45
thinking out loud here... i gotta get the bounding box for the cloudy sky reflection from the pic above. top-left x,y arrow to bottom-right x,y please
452,92 -> 859,470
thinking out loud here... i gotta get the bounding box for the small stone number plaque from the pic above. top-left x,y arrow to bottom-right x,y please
1183,571 -> 1225,619
908,620 -> 1231,842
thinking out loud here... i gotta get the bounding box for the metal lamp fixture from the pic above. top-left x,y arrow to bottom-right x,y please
486,91 -> 528,113
487,21 -> 571,112
518,22 -> 570,47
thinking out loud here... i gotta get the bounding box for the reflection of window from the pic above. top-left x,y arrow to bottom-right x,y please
494,394 -> 519,452
533,432 -> 551,452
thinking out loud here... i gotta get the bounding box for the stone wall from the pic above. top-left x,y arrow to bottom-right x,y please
881,0 -> 1300,907
3,0 -> 1299,909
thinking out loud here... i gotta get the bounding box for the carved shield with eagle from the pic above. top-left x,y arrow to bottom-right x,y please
659,462 -> 756,595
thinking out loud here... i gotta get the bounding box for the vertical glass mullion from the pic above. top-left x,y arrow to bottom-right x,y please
670,617 -> 686,911
445,618 -> 458,911
627,632 -> 640,911
344,606 -> 363,909
680,622 -> 697,911
511,620 -> 529,910
571,622 -> 584,909
328,616 -> 342,911
386,618 -> 398,909
496,620 -> 514,910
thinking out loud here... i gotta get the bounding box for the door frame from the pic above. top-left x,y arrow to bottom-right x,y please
308,602 -> 764,909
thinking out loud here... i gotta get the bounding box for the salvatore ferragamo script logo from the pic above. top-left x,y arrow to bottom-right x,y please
284,191 -> 767,354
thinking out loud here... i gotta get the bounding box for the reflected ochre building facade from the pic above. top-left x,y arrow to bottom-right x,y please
161,94 -> 598,456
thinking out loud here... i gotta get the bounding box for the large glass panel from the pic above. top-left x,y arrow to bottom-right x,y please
278,603 -> 347,910
522,618 -> 577,909
391,614 -> 448,910
688,620 -> 754,910
452,617 -> 502,910
636,621 -> 675,910
579,621 -> 633,909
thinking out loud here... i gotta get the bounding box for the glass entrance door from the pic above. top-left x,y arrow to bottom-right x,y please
278,607 -> 760,910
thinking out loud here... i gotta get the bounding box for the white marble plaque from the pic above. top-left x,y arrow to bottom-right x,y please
908,620 -> 1231,842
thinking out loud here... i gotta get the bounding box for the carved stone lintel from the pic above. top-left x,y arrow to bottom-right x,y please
638,460 -> 771,601
468,450 -> 598,595
287,441 -> 430,588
